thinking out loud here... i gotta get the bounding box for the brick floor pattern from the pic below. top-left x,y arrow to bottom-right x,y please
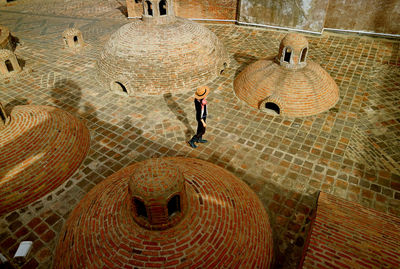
54,157 -> 273,269
0,0 -> 399,268
0,105 -> 90,215
301,192 -> 400,269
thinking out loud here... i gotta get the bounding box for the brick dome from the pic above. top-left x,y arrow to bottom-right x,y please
54,157 -> 273,268
234,33 -> 339,117
0,105 -> 90,215
96,0 -> 228,96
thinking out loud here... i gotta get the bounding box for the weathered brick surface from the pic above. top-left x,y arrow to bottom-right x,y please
301,192 -> 400,269
0,105 -> 90,215
234,33 -> 339,117
97,15 -> 229,96
54,157 -> 273,268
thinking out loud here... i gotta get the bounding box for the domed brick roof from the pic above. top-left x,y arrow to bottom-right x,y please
0,105 -> 90,215
54,157 -> 273,268
234,33 -> 339,117
96,0 -> 229,96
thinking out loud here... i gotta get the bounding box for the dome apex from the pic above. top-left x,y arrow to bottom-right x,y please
278,32 -> 309,69
128,158 -> 187,230
280,33 -> 309,51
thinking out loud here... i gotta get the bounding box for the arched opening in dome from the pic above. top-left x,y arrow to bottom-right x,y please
5,59 -> 13,72
167,195 -> 181,217
220,62 -> 227,75
300,48 -> 307,63
284,47 -> 292,63
111,81 -> 128,95
265,102 -> 280,115
63,37 -> 67,45
146,1 -> 153,16
159,0 -> 167,16
73,36 -> 78,44
134,198 -> 147,218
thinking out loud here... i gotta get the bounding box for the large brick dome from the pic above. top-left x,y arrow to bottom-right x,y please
234,33 -> 339,117
54,157 -> 273,268
97,0 -> 228,96
0,105 -> 90,215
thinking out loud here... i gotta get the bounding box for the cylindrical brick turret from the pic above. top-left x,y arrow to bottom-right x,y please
234,33 -> 339,117
62,28 -> 85,49
278,33 -> 309,69
128,158 -> 187,230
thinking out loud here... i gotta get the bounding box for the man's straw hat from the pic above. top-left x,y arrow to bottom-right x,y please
194,86 -> 210,100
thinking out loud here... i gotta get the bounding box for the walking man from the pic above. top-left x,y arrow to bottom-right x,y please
188,86 -> 209,148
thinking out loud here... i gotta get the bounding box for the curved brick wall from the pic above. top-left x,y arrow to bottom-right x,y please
97,17 -> 229,96
0,105 -> 90,215
54,157 -> 273,268
234,58 -> 339,117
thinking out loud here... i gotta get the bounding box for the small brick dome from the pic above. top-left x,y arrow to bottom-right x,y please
234,33 -> 339,117
0,105 -> 90,215
54,157 -> 273,268
96,0 -> 228,96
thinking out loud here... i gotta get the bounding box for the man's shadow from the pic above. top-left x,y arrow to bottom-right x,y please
163,93 -> 194,140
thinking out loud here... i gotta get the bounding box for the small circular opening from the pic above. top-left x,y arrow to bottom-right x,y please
265,102 -> 280,115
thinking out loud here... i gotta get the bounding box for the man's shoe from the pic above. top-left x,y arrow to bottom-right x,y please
197,138 -> 208,143
188,140 -> 197,148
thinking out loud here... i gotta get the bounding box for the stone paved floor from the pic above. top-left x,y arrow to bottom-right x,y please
0,0 -> 400,268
